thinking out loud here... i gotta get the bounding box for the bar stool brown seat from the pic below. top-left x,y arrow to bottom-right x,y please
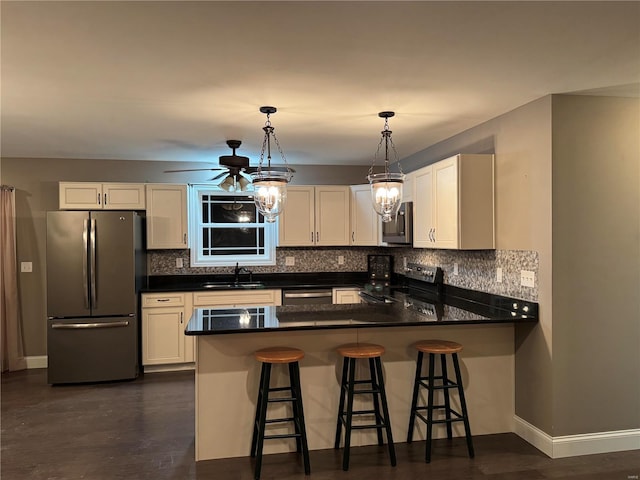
334,342 -> 396,471
407,339 -> 474,463
251,347 -> 310,480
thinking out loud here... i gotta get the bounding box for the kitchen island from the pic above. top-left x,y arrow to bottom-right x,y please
186,288 -> 537,461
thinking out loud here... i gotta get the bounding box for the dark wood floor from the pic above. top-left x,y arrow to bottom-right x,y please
2,369 -> 638,480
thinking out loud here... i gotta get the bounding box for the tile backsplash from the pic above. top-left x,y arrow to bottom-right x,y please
149,247 -> 538,301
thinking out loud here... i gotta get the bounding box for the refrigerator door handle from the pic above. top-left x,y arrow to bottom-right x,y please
90,218 -> 97,308
83,218 -> 90,309
51,320 -> 130,329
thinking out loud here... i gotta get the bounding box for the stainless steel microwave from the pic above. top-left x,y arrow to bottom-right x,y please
382,202 -> 413,245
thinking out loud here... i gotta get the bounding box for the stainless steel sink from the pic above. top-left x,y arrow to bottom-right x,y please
200,282 -> 264,289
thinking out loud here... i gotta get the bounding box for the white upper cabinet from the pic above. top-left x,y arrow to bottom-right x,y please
59,182 -> 145,210
279,186 -> 351,246
146,184 -> 188,249
413,154 -> 494,250
350,184 -> 380,246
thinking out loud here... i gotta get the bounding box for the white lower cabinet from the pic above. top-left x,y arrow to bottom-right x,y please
141,292 -> 194,369
332,287 -> 362,304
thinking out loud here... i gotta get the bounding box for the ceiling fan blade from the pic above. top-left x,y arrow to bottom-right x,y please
210,172 -> 228,181
164,167 -> 226,173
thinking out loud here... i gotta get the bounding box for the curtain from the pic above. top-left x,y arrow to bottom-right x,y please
1,185 -> 26,372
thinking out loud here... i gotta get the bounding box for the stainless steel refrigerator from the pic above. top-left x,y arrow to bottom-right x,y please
46,211 -> 146,384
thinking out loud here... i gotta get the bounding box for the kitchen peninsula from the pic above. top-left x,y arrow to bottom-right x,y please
186,286 -> 537,462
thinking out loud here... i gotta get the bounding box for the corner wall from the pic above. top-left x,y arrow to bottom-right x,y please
402,95 -> 554,433
552,95 -> 640,435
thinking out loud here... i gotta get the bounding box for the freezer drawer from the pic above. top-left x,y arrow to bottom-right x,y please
47,316 -> 138,384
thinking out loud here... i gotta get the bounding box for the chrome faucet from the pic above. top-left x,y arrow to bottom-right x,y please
234,262 -> 253,284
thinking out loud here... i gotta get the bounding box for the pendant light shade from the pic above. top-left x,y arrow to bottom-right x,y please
367,111 -> 405,222
250,106 -> 293,223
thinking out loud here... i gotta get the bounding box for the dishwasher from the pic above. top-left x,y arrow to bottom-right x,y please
282,288 -> 333,305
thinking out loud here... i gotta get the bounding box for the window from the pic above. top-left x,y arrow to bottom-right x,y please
189,185 -> 277,267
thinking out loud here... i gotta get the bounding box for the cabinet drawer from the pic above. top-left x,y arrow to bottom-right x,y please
142,293 -> 186,308
193,289 -> 281,307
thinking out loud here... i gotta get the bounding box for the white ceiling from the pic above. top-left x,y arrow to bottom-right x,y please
1,1 -> 639,167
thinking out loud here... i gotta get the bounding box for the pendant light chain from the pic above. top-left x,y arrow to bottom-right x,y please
368,115 -> 403,177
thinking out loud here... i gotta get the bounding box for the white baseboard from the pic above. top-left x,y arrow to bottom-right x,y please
514,415 -> 553,457
514,415 -> 640,458
25,356 -> 48,369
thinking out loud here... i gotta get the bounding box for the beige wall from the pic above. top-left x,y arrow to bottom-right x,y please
403,93 -> 640,437
403,96 -> 554,433
1,158 -> 366,356
551,95 -> 640,435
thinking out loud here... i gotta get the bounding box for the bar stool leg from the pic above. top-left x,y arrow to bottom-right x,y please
375,356 -> 396,466
251,363 -> 267,458
407,351 -> 424,442
290,361 -> 311,475
334,357 -> 349,449
288,363 -> 302,453
440,353 -> 453,439
453,353 -> 475,459
254,363 -> 272,480
368,357 -> 384,445
425,353 -> 436,464
342,358 -> 357,471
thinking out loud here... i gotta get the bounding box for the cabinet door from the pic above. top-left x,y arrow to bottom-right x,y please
103,183 -> 146,210
350,185 -> 379,246
315,186 -> 350,246
432,156 -> 459,249
59,182 -> 102,209
142,307 -> 185,365
146,184 -> 188,249
278,187 -> 315,246
413,166 -> 433,248
332,288 -> 362,304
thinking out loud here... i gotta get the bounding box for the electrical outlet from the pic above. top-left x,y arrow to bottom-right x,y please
285,256 -> 295,266
520,270 -> 535,288
453,263 -> 459,275
337,255 -> 345,265
496,267 -> 503,283
21,262 -> 33,273
175,258 -> 183,268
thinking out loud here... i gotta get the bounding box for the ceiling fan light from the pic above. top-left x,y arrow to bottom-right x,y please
219,175 -> 236,192
237,176 -> 251,191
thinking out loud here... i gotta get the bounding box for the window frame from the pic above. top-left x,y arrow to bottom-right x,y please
188,185 -> 277,267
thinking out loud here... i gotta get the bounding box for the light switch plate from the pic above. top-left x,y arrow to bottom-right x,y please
337,255 -> 345,265
175,258 -> 184,268
496,267 -> 503,283
285,256 -> 295,266
21,261 -> 33,273
453,263 -> 459,275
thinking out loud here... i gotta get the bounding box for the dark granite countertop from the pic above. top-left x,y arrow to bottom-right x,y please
185,287 -> 538,335
143,272 -> 370,292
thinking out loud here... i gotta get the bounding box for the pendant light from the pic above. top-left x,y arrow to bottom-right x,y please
250,106 -> 293,223
367,111 -> 405,222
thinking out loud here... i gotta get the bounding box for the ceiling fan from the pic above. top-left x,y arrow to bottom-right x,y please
164,140 -> 257,191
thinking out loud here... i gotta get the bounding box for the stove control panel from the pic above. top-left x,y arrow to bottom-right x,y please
404,263 -> 443,284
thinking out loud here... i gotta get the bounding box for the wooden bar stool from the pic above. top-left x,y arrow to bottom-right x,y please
251,347 -> 310,480
334,342 -> 396,471
407,339 -> 474,463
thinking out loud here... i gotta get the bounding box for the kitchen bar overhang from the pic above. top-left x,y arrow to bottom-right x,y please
186,287 -> 538,335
